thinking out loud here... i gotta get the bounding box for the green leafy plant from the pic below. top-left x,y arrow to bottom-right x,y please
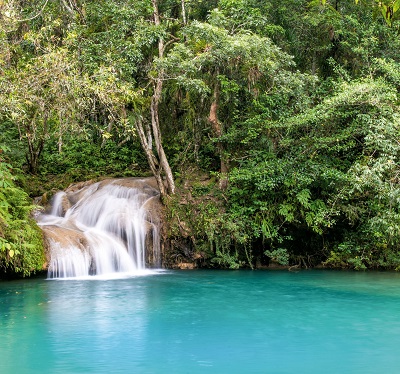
0,146 -> 45,277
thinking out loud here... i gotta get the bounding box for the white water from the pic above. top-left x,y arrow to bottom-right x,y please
37,179 -> 161,279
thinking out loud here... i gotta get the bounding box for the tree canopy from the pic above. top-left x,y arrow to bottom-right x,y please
1,0 -> 400,275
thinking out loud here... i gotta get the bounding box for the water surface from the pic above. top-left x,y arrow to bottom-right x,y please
1,270 -> 400,373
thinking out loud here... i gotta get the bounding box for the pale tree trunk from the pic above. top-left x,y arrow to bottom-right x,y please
150,79 -> 175,195
208,81 -> 229,190
181,0 -> 187,25
60,0 -> 85,19
138,0 -> 175,198
135,118 -> 167,197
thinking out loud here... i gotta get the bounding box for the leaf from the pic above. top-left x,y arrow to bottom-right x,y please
9,249 -> 14,258
278,203 -> 295,222
0,241 -> 11,251
297,189 -> 311,208
393,0 -> 400,13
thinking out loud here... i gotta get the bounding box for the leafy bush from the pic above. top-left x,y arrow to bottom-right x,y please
0,147 -> 45,277
40,135 -> 147,177
225,78 -> 400,269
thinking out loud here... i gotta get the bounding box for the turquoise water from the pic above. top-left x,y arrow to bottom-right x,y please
1,270 -> 400,373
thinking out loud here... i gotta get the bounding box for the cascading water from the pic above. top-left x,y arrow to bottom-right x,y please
37,178 -> 162,279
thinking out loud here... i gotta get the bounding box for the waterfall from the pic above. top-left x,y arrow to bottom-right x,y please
37,178 -> 162,279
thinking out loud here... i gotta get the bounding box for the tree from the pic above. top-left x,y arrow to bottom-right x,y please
0,0 -> 138,174
157,9 -> 302,188
354,0 -> 400,27
226,76 -> 400,269
134,0 -> 176,197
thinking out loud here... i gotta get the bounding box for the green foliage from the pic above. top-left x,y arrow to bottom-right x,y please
41,136 -> 146,175
224,76 -> 400,269
0,146 -> 45,277
166,177 -> 251,267
264,248 -> 289,266
2,0 -> 400,273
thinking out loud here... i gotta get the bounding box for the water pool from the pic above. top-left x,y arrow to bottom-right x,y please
1,270 -> 400,373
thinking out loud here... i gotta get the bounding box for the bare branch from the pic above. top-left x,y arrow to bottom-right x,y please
2,0 -> 50,22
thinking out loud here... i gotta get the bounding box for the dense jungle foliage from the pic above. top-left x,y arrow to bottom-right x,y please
1,0 -> 400,275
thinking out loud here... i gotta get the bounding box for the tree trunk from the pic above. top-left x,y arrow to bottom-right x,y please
135,118 -> 167,197
26,113 -> 46,174
181,0 -> 187,25
26,133 -> 45,174
150,79 -> 175,195
208,81 -> 229,190
135,0 -> 175,198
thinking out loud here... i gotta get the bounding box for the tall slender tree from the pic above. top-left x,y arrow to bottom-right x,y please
134,0 -> 176,197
